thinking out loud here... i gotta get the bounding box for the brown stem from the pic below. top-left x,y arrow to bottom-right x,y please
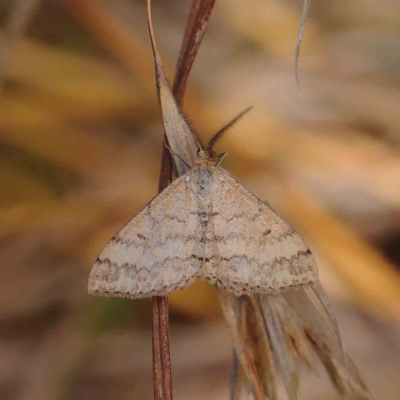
158,296 -> 173,400
152,297 -> 164,400
152,296 -> 173,400
173,0 -> 216,104
152,144 -> 173,400
152,1 -> 216,399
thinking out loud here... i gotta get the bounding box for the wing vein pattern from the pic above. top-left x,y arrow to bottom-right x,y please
88,173 -> 203,298
89,164 -> 318,299
199,168 -> 318,296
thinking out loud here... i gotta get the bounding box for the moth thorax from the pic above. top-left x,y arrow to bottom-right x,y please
195,168 -> 213,195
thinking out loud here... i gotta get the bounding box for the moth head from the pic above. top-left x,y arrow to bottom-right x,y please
197,149 -> 215,166
195,148 -> 227,168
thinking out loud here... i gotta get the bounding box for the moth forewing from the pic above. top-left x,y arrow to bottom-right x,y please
197,167 -> 318,295
88,171 -> 203,298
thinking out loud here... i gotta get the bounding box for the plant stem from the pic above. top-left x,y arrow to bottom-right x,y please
151,1 -> 216,399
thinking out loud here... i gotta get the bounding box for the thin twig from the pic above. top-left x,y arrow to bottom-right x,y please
159,296 -> 173,400
173,0 -> 216,105
152,140 -> 173,400
151,1 -> 216,399
152,297 -> 165,400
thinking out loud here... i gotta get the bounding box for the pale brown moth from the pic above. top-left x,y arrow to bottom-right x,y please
88,0 -> 318,300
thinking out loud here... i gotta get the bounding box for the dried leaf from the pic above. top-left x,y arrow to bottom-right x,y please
309,281 -> 346,361
261,295 -> 299,400
147,0 -> 201,174
218,290 -> 265,400
246,297 -> 277,400
285,286 -> 375,399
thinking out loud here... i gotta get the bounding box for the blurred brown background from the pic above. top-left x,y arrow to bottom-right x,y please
1,0 -> 400,399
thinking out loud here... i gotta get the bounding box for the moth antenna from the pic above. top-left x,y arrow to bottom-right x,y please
216,152 -> 228,167
165,144 -> 192,170
206,106 -> 253,154
295,0 -> 311,89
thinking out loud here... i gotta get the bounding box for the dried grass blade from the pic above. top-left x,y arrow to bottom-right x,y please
246,297 -> 277,400
285,287 -> 342,357
260,295 -> 299,400
285,287 -> 376,399
217,290 -> 265,400
230,349 -> 245,400
146,0 -> 201,175
230,298 -> 247,400
310,341 -> 376,400
275,295 -> 315,370
309,281 -> 346,362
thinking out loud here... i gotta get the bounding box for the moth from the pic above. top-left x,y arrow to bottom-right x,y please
88,0 -> 318,299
